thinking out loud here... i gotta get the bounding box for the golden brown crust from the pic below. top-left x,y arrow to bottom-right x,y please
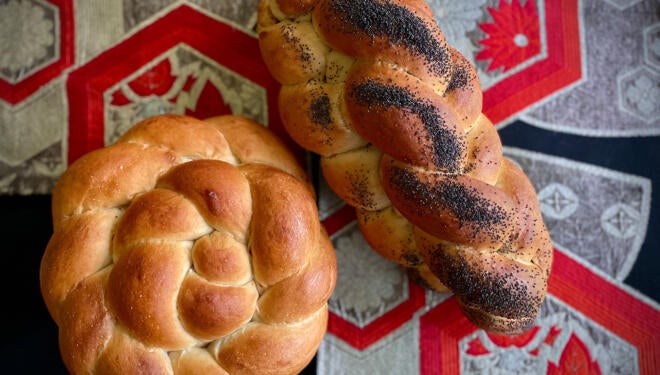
40,114 -> 335,374
204,115 -> 312,191
94,330 -> 172,375
345,60 -> 467,172
50,143 -> 179,227
420,236 -> 548,334
157,160 -> 252,241
214,307 -> 328,375
191,231 -> 251,284
257,228 -> 336,323
443,48 -> 483,128
356,206 -> 418,266
241,163 -> 319,287
258,20 -> 329,85
117,114 -> 235,162
40,210 -> 116,323
57,271 -> 114,375
112,188 -> 211,256
171,348 -> 229,375
178,273 -> 258,340
258,0 -> 553,334
407,263 -> 451,293
312,0 -> 451,91
276,0 -> 319,16
279,81 -> 366,157
320,145 -> 390,211
107,241 -> 195,350
381,155 -> 517,250
464,115 -> 503,184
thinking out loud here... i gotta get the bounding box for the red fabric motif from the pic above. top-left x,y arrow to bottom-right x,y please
477,0 -> 541,72
418,250 -> 660,375
482,0 -> 582,124
530,325 -> 562,356
468,325 -> 564,358
466,337 -> 491,356
548,251 -> 660,375
66,5 -> 292,165
128,59 -> 177,97
327,280 -> 426,350
487,326 -> 541,348
543,325 -> 562,346
110,90 -> 131,106
108,57 -> 232,119
181,75 -> 196,93
547,333 -> 602,375
0,0 -> 656,373
184,80 -> 232,119
0,0 -> 74,104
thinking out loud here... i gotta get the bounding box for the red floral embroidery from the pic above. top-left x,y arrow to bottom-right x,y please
168,74 -> 194,105
181,75 -> 196,94
110,89 -> 131,106
466,326 -> 544,356
128,59 -> 177,97
109,56 -> 230,119
476,0 -> 541,72
466,337 -> 491,356
543,325 -> 562,346
185,80 -> 231,119
488,326 -> 540,348
530,325 -> 562,356
547,333 -> 602,375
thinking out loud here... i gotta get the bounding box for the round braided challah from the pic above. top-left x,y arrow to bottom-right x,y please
257,0 -> 553,334
40,114 -> 336,374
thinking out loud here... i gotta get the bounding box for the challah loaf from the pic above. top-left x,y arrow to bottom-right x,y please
257,0 -> 553,334
40,114 -> 336,374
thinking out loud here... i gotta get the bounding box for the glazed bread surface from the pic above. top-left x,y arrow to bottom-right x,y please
40,114 -> 336,374
257,0 -> 553,334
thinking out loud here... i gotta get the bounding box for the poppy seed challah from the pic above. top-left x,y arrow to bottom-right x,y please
257,0 -> 553,334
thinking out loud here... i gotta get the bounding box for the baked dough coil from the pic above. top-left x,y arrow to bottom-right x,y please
257,0 -> 552,334
40,115 -> 336,375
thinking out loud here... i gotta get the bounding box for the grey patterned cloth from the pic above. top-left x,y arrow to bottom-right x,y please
0,0 -> 657,374
317,0 -> 659,374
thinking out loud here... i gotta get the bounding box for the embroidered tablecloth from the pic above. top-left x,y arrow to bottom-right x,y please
1,1 -> 658,374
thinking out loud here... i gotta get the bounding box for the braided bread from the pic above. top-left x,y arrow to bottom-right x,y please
257,0 -> 553,334
40,114 -> 336,374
